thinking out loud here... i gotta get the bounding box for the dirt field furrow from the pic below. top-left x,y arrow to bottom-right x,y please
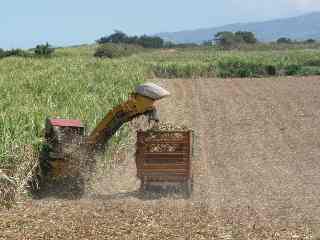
2,76 -> 320,239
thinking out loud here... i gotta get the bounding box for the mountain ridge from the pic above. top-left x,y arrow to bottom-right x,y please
156,12 -> 320,43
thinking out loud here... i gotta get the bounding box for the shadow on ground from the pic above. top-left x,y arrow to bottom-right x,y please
32,180 -> 191,201
91,185 -> 191,201
31,177 -> 86,200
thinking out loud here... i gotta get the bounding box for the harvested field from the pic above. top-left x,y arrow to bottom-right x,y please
2,76 -> 320,239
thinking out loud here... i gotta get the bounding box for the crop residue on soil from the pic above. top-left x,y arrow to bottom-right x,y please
2,76 -> 320,239
0,199 -> 315,239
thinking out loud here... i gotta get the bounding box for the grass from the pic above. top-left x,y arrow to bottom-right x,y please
0,54 -> 146,168
2,44 -> 320,169
142,47 -> 320,78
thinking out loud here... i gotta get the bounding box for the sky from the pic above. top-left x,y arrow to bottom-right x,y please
1,0 -> 320,49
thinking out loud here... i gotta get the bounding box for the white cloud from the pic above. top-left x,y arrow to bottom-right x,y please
290,0 -> 320,10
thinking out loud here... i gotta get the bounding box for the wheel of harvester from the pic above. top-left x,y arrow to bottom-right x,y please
191,175 -> 194,192
140,178 -> 146,192
183,177 -> 193,198
140,178 -> 154,193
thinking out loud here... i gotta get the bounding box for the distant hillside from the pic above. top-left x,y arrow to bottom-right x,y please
157,12 -> 320,43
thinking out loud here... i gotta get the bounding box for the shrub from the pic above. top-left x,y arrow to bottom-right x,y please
265,65 -> 277,75
217,58 -> 273,78
284,64 -> 302,75
202,40 -> 213,46
5,49 -> 30,57
94,43 -> 142,58
0,48 -> 5,58
151,62 -> 216,78
174,43 -> 199,49
34,43 -> 55,57
298,66 -> 320,75
304,59 -> 320,66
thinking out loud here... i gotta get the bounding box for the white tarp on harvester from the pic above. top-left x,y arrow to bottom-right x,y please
135,83 -> 170,100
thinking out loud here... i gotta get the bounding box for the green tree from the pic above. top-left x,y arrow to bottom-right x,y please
4,49 -> 30,57
137,35 -> 164,48
305,39 -> 316,44
96,30 -> 128,44
0,48 -> 5,58
96,31 -> 165,48
163,41 -> 176,48
34,42 -> 55,56
202,40 -> 213,46
214,31 -> 237,49
277,37 -> 292,44
235,31 -> 257,44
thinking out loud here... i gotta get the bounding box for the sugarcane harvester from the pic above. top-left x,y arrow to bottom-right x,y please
41,83 -> 170,179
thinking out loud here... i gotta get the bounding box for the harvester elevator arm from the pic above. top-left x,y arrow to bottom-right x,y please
86,83 -> 170,149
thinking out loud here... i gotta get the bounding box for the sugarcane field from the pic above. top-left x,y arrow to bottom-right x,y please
2,5 -> 320,239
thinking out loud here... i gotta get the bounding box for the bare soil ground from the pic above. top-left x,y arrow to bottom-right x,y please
1,76 -> 320,239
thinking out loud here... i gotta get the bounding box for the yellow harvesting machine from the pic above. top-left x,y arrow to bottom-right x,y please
41,83 -> 170,178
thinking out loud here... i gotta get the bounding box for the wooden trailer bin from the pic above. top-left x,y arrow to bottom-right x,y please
136,130 -> 193,195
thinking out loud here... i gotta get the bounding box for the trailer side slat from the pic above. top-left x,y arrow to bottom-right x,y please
137,166 -> 189,170
136,130 -> 192,183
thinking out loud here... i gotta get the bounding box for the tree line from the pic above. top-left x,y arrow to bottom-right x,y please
213,31 -> 257,49
212,31 -> 317,49
0,43 -> 54,59
96,31 -> 165,49
1,31 -> 317,60
97,30 -> 318,51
